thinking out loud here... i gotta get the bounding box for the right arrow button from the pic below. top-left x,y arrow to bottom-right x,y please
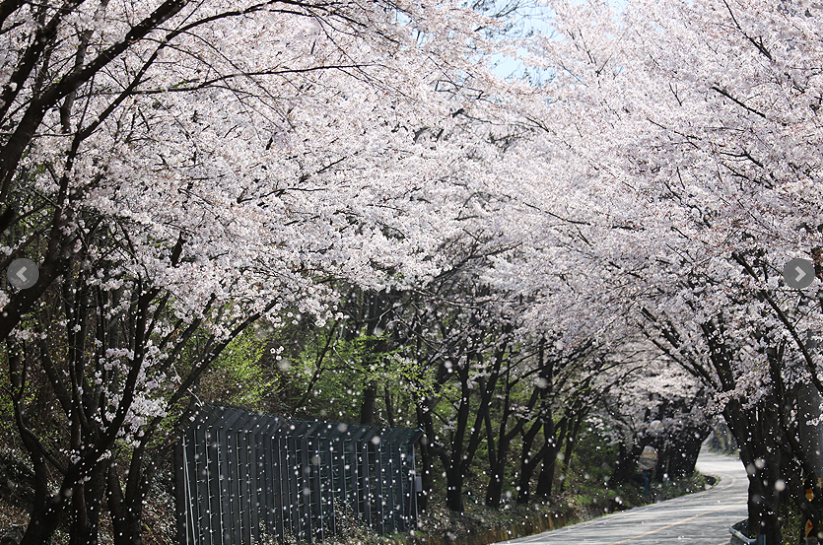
784,258 -> 815,289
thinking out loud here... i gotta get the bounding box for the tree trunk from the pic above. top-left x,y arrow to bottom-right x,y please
518,412 -> 566,504
535,449 -> 557,499
608,442 -> 644,489
517,421 -> 554,503
724,398 -> 784,544
668,426 -> 709,480
20,495 -> 63,545
359,381 -> 377,425
535,418 -> 568,499
68,461 -> 107,545
443,378 -> 472,513
13,340 -> 64,545
384,385 -> 395,427
485,475 -> 504,508
107,465 -> 145,545
485,433 -> 511,508
445,466 -> 464,512
443,348 -> 500,512
107,466 -> 128,544
562,414 -> 584,473
415,405 -> 436,512
484,376 -> 520,508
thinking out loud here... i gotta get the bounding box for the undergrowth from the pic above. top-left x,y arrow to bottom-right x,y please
0,443 -> 716,545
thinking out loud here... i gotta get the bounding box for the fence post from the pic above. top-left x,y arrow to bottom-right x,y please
174,438 -> 189,545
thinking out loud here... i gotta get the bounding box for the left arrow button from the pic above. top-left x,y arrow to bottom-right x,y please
7,258 -> 38,289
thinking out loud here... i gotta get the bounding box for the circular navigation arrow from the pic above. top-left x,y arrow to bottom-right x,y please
7,258 -> 39,289
784,258 -> 815,289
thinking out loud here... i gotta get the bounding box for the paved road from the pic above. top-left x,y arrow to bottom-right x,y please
497,450 -> 748,545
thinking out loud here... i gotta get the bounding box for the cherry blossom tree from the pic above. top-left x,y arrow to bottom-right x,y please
0,1 -> 536,543
8,0 -> 823,540
596,355 -> 709,488
517,0 -> 823,540
393,257 -> 522,513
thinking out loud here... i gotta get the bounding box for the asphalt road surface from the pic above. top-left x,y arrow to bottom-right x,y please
497,450 -> 748,545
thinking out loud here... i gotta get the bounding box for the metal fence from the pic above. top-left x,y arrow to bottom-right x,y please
174,404 -> 423,545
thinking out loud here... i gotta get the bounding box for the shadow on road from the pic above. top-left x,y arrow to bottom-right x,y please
496,450 -> 747,545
